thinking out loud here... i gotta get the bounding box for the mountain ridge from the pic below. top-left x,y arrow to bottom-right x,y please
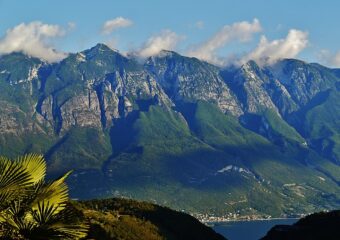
0,44 -> 339,217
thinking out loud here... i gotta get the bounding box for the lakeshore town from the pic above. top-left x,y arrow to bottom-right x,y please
192,212 -> 310,223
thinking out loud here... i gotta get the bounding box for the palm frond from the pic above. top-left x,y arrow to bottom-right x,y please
0,156 -> 33,206
29,202 -> 88,240
0,201 -> 27,232
0,153 -> 88,239
32,201 -> 57,225
31,171 -> 72,214
16,154 -> 46,184
0,156 -> 32,189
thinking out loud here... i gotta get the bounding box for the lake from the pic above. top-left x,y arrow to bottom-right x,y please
213,218 -> 298,240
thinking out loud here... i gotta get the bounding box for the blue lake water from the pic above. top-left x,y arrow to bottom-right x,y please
213,218 -> 298,240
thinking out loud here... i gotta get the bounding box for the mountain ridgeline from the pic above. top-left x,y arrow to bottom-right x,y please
0,44 -> 339,217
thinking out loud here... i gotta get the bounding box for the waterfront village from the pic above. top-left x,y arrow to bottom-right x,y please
192,211 -> 309,223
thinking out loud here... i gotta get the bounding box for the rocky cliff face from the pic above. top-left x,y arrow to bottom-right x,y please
34,44 -> 173,134
0,53 -> 47,136
2,47 -> 336,142
145,50 -> 243,116
269,59 -> 336,107
226,61 -> 280,114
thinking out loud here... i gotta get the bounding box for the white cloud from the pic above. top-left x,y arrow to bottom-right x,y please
317,49 -> 340,67
187,18 -> 262,65
0,21 -> 67,62
241,29 -> 309,66
137,30 -> 183,58
101,17 -> 133,35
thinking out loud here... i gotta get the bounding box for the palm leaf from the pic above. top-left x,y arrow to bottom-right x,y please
29,202 -> 88,240
31,171 -> 72,214
0,200 -> 29,233
16,154 -> 46,184
0,156 -> 32,189
32,201 -> 57,224
0,153 -> 89,239
0,156 -> 33,206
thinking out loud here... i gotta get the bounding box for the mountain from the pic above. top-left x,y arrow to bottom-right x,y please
0,44 -> 340,218
261,210 -> 340,240
74,198 -> 226,240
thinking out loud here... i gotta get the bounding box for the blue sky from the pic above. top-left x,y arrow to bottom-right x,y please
0,0 -> 340,66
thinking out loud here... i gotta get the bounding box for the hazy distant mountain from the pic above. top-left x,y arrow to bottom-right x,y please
0,44 -> 339,217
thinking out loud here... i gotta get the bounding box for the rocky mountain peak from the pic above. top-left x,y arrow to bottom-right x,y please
156,50 -> 178,58
0,52 -> 44,88
145,49 -> 243,116
269,58 -> 338,106
81,43 -> 125,62
89,43 -> 118,53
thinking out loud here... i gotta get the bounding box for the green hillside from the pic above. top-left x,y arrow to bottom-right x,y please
75,198 -> 227,240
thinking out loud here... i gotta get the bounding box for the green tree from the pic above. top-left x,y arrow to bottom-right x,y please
0,153 -> 88,239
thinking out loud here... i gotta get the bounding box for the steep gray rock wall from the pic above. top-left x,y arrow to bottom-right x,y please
145,51 -> 243,116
